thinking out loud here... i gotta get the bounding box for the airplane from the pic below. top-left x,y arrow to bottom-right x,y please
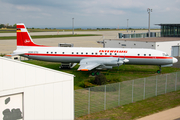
12,23 -> 178,74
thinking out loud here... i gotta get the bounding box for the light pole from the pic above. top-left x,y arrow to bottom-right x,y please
147,8 -> 152,37
72,18 -> 74,35
127,19 -> 129,32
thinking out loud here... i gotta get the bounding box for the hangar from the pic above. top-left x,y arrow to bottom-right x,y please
102,37 -> 180,56
0,57 -> 74,120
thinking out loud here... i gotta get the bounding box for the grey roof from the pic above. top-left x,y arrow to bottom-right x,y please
155,24 -> 180,26
105,37 -> 180,42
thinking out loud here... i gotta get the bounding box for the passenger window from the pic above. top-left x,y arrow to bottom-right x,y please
100,53 -> 102,55
72,52 -> 74,54
115,53 -> 117,55
138,54 -> 140,56
62,52 -> 64,54
110,53 -> 112,55
144,54 -> 146,56
51,52 -> 53,54
47,52 -> 49,54
81,52 -> 83,54
149,54 -> 151,56
76,52 -> 78,54
95,53 -> 97,55
55,52 -> 57,54
86,52 -> 88,55
105,53 -> 107,55
92,53 -> 94,55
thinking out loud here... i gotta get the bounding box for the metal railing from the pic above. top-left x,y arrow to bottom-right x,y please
74,71 -> 180,117
120,32 -> 161,38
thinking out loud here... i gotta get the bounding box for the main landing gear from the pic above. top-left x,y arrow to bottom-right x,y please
157,65 -> 161,74
91,71 -> 100,76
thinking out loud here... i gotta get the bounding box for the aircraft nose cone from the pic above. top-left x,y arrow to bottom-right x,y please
173,57 -> 178,63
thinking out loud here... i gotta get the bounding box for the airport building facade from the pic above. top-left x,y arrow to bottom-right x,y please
156,24 -> 180,37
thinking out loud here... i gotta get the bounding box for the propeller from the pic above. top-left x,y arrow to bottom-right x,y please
117,54 -> 129,71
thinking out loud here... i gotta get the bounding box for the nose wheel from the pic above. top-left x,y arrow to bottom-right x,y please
157,65 -> 161,74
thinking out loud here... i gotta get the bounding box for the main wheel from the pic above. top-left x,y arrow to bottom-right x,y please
157,70 -> 161,74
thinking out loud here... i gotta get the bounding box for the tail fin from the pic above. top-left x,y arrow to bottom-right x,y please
16,23 -> 42,47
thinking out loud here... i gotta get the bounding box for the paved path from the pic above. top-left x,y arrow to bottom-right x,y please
137,106 -> 180,120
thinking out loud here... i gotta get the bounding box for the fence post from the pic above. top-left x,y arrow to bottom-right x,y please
132,80 -> 134,103
165,74 -> 167,94
175,72 -> 177,91
118,82 -> 120,106
104,85 -> 106,110
156,75 -> 157,96
143,78 -> 146,100
88,88 -> 90,114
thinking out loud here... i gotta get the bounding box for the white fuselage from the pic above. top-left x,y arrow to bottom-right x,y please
14,46 -> 175,66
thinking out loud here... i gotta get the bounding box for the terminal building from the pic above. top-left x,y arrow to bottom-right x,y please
156,24 -> 180,37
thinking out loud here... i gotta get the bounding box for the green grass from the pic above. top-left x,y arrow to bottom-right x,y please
23,60 -> 180,90
76,90 -> 180,120
0,34 -> 101,40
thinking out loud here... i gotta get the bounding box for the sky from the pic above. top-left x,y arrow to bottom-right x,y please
0,0 -> 180,28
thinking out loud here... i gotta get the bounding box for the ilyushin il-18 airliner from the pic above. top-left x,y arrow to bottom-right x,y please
12,23 -> 178,74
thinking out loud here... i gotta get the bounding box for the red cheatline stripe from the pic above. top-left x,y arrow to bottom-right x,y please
24,53 -> 173,59
17,25 -> 25,28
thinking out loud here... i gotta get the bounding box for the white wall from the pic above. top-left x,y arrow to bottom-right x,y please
104,39 -> 155,49
0,57 -> 74,120
156,41 -> 180,56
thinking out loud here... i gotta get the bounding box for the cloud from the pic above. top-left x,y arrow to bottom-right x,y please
0,0 -> 180,27
15,6 -> 42,12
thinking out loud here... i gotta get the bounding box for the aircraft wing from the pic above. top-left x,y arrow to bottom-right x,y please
78,62 -> 100,71
6,53 -> 24,57
78,58 -> 101,71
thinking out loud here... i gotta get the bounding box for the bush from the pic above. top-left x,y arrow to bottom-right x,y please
94,73 -> 107,85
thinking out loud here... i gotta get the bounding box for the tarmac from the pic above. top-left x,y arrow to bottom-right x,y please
0,30 -> 159,54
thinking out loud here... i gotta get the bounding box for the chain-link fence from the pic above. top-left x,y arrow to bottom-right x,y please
75,71 -> 180,118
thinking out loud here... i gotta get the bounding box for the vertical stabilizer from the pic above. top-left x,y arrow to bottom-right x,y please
16,23 -> 41,46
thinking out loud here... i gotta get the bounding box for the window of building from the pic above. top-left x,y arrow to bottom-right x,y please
122,44 -> 126,46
